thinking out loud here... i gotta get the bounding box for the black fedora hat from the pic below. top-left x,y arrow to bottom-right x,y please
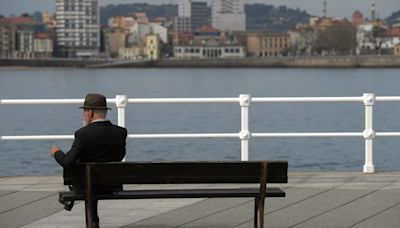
79,93 -> 111,110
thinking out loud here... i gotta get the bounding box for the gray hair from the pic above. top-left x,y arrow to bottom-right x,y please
93,109 -> 107,118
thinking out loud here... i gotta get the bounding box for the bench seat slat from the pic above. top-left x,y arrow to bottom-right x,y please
59,187 -> 285,201
64,161 -> 288,185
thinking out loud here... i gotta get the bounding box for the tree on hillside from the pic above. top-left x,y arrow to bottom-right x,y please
385,10 -> 400,24
315,23 -> 357,55
100,3 -> 177,25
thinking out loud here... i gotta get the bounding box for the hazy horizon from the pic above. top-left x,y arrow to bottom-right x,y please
0,0 -> 399,20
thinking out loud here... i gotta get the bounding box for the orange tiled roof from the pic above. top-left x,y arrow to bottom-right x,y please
385,28 -> 400,37
34,32 -> 52,39
195,26 -> 220,33
8,16 -> 35,24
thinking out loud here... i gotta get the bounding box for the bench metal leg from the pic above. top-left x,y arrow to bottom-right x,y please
85,165 -> 94,228
258,197 -> 265,228
254,197 -> 259,228
85,200 -> 93,228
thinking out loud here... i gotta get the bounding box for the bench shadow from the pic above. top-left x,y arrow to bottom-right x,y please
122,224 -> 226,228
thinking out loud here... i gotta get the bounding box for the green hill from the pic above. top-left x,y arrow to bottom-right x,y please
245,4 -> 310,32
100,3 -> 311,32
100,3 -> 177,24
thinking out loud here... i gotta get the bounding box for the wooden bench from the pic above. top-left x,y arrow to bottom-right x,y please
59,161 -> 288,228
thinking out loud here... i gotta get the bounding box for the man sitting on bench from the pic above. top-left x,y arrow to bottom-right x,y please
49,93 -> 127,228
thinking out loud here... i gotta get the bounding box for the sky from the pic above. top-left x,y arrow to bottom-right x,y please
0,0 -> 399,19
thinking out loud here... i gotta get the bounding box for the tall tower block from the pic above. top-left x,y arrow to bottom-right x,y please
371,0 -> 376,20
323,0 -> 327,18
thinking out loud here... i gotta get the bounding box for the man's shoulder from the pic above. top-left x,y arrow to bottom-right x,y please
113,124 -> 128,135
110,124 -> 127,132
75,122 -> 127,134
75,124 -> 91,135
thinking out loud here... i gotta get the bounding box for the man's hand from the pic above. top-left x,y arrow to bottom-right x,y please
49,146 -> 61,157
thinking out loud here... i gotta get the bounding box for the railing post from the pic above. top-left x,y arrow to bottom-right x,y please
363,93 -> 376,173
116,95 -> 128,127
239,94 -> 251,161
116,95 -> 128,161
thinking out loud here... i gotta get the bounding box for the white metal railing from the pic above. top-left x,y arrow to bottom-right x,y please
2,93 -> 400,173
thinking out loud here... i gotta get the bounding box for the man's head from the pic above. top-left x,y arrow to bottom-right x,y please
80,93 -> 110,125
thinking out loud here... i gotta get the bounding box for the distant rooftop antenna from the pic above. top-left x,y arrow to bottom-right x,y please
371,0 -> 376,20
323,0 -> 327,18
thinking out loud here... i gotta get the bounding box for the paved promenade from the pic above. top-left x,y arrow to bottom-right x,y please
1,172 -> 400,228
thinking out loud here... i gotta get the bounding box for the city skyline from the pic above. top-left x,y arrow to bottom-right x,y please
0,0 -> 399,20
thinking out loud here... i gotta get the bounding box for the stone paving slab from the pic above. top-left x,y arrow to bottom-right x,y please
0,193 -> 61,228
0,191 -> 55,214
0,190 -> 15,197
0,176 -> 64,191
235,189 -> 373,228
127,188 -> 330,228
23,198 -> 203,228
124,198 -> 252,228
294,189 -> 400,228
352,202 -> 400,228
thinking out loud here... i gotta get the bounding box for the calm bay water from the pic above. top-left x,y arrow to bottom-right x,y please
1,67 -> 400,176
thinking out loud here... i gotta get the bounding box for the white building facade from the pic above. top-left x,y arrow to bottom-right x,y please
211,0 -> 246,32
174,0 -> 192,32
174,40 -> 245,59
34,36 -> 54,58
15,24 -> 34,59
55,0 -> 100,57
179,0 -> 192,17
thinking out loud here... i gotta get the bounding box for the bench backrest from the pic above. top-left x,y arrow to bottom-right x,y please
64,161 -> 288,185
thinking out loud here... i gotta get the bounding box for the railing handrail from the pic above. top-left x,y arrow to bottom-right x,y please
3,94 -> 400,173
2,96 -> 400,104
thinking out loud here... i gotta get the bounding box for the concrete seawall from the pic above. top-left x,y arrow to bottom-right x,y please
151,56 -> 400,68
0,58 -> 107,68
1,56 -> 400,68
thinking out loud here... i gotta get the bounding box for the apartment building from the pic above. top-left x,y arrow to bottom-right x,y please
146,34 -> 160,60
0,19 -> 16,58
247,32 -> 291,57
174,0 -> 209,32
55,0 -> 100,58
211,0 -> 246,32
395,43 -> 400,56
104,28 -> 126,58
